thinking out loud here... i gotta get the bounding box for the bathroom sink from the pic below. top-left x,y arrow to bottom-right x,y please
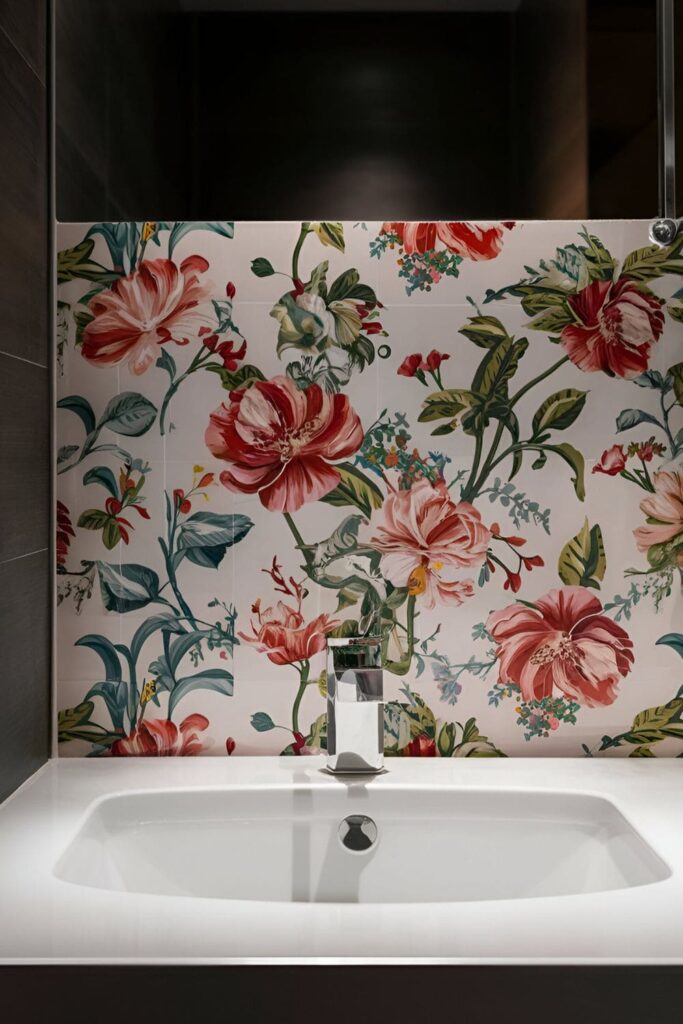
55,785 -> 668,904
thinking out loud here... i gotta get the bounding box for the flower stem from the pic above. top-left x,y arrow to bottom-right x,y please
383,595 -> 416,676
292,660 -> 310,735
283,512 -> 313,569
291,223 -> 311,281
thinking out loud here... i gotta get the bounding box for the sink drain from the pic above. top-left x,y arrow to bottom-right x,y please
338,814 -> 378,853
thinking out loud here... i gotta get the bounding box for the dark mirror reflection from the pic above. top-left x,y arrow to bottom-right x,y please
56,0 -> 682,220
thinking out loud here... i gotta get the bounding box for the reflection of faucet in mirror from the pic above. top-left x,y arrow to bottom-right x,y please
326,637 -> 384,774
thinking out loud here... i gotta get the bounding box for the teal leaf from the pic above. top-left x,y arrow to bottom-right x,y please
656,634 -> 683,659
96,561 -> 160,613
57,395 -> 96,435
616,408 -> 661,432
130,614 -> 184,664
168,668 -> 234,717
156,348 -> 176,379
176,512 -> 254,569
168,221 -> 234,257
98,392 -> 158,436
251,711 -> 276,732
83,680 -> 128,732
75,634 -> 122,681
83,466 -> 119,497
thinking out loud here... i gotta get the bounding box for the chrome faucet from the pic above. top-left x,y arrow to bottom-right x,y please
326,636 -> 384,774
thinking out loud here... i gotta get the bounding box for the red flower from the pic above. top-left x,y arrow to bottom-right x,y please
82,256 -> 213,375
382,222 -> 513,260
173,488 -> 192,514
424,350 -> 450,371
397,353 -> 424,377
56,501 -> 75,567
215,338 -> 247,371
226,281 -> 236,300
226,737 -> 236,755
486,587 -> 634,708
205,375 -> 364,513
561,278 -> 664,379
110,713 -> 209,756
592,444 -> 627,476
402,735 -> 437,757
239,600 -> 339,666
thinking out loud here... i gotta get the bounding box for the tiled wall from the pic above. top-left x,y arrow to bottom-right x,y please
0,0 -> 50,801
56,220 -> 683,758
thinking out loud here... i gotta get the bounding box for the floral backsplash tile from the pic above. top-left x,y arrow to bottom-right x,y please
56,220 -> 683,759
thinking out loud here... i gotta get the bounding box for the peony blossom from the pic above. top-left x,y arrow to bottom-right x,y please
82,256 -> 214,374
592,444 -> 627,476
381,221 -> 514,260
369,478 -> 491,608
633,469 -> 683,559
110,713 -> 209,756
239,600 -> 339,665
486,587 -> 634,708
205,375 -> 363,513
561,278 -> 664,379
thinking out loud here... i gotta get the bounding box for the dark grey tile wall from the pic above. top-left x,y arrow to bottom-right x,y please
0,0 -> 50,804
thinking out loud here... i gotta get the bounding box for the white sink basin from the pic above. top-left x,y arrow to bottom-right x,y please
55,785 -> 668,904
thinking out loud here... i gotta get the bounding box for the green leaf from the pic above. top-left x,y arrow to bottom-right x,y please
168,668 -> 233,718
177,512 -> 253,569
327,268 -> 377,306
527,305 -> 574,333
459,315 -> 510,349
558,518 -> 606,588
621,241 -> 683,282
418,388 -> 474,423
83,466 -> 119,497
98,392 -> 157,436
472,333 -> 528,398
312,222 -> 345,253
251,257 -> 275,277
57,239 -> 119,285
96,561 -> 160,613
57,395 -> 96,435
532,389 -> 588,435
320,463 -> 383,516
668,362 -> 683,406
168,221 -> 234,257
75,634 -> 122,681
57,702 -> 95,742
74,309 -> 94,347
102,519 -> 122,550
656,633 -> 683,659
669,304 -> 683,324
515,285 -> 572,317
77,509 -> 111,531
156,348 -> 176,379
204,363 -> 266,391
544,442 -> 586,501
251,711 -> 276,732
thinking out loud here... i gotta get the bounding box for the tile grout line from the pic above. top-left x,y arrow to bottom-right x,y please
0,348 -> 49,370
0,547 -> 48,568
0,22 -> 46,87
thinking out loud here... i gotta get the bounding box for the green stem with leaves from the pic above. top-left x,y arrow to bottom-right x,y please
291,222 -> 311,281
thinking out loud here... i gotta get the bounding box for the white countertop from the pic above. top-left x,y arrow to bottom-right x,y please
1,757 -> 682,964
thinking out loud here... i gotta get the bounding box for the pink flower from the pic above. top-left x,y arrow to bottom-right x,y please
239,600 -> 339,665
561,278 -> 664,379
634,469 -> 683,556
381,222 -> 513,260
205,375 -> 364,513
110,713 -> 209,756
593,444 -> 627,476
82,256 -> 213,374
486,587 -> 634,708
369,478 -> 491,608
